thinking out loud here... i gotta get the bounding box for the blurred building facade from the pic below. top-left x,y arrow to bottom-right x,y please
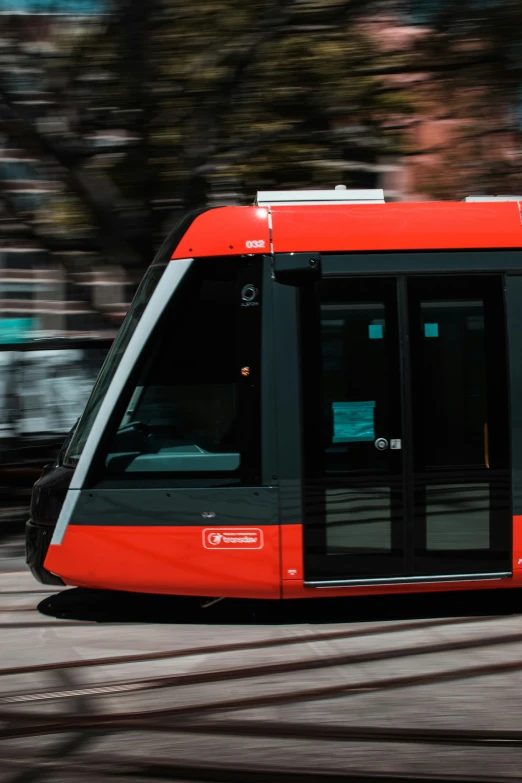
0,0 -> 124,477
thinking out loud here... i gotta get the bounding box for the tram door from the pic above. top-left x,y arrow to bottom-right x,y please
300,275 -> 511,584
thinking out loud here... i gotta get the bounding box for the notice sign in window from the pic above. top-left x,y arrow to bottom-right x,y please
332,401 -> 376,443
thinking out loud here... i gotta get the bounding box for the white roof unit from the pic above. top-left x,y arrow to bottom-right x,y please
255,185 -> 385,206
464,195 -> 522,202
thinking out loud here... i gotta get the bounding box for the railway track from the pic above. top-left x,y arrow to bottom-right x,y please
2,576 -> 522,782
2,621 -> 522,708
6,641 -> 522,733
0,613 -> 503,675
1,754 -> 518,783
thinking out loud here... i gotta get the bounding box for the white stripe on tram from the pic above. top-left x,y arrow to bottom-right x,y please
52,258 -> 193,546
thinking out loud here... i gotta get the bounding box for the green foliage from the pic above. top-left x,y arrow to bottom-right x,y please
5,0 -> 522,268
92,0 -> 415,207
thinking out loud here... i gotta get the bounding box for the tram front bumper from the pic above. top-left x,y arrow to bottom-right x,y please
25,519 -> 64,586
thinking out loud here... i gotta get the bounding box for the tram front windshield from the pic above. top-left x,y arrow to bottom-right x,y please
63,264 -> 167,467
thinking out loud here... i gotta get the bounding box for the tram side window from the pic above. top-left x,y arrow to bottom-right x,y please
102,260 -> 255,481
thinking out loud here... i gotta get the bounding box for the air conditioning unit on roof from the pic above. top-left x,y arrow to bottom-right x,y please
464,196 -> 522,202
255,185 -> 385,206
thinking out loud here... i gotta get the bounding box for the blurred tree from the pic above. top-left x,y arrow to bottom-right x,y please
0,0 -> 414,275
3,0 -> 522,270
143,0 -> 413,209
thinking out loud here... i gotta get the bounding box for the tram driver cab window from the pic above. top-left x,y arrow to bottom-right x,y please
100,257 -> 261,485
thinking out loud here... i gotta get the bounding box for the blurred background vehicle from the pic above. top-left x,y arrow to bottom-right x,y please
0,337 -> 111,529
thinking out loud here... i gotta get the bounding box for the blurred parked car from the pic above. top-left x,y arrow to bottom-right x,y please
0,337 -> 111,529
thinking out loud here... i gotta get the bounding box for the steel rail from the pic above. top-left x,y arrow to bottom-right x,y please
0,614 -> 501,678
3,626 -> 522,706
3,718 -> 522,753
0,753 -> 516,783
5,649 -> 522,733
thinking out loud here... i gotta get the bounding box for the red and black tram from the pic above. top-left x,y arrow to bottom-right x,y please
25,188 -> 522,599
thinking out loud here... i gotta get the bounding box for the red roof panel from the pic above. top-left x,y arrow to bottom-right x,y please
171,201 -> 522,259
171,206 -> 270,259
270,202 -> 522,253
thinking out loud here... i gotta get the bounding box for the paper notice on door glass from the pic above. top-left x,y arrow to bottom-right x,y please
332,401 -> 376,443
424,322 -> 439,338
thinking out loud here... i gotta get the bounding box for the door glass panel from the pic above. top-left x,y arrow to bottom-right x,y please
409,276 -> 510,575
326,487 -> 392,554
417,300 -> 487,469
322,303 -> 390,475
425,484 -> 490,551
301,278 -> 405,580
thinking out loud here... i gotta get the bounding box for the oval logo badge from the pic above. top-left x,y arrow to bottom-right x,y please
202,528 -> 264,550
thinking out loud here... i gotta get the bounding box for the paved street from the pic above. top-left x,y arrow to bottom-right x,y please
2,532 -> 522,782
0,532 -> 25,573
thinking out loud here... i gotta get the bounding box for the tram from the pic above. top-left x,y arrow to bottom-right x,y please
25,187 -> 522,599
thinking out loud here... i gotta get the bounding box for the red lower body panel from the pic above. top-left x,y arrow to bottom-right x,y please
280,523 -> 522,599
45,525 -> 281,598
512,515 -> 522,571
45,519 -> 522,599
282,575 -> 522,599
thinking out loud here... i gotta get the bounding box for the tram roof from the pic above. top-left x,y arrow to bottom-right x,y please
170,200 -> 522,260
